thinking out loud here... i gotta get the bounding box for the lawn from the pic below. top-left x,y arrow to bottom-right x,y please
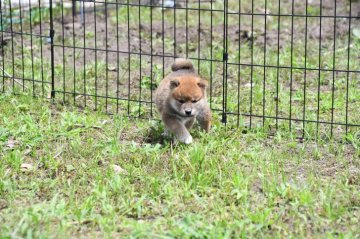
0,93 -> 359,238
1,0 -> 360,237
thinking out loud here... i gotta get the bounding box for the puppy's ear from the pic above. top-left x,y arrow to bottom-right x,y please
170,79 -> 180,89
197,79 -> 208,89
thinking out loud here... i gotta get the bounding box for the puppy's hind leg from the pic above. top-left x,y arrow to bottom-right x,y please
197,107 -> 211,133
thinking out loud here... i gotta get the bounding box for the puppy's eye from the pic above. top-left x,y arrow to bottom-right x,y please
178,99 -> 185,104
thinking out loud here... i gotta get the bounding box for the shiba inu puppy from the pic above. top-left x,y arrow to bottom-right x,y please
155,58 -> 211,144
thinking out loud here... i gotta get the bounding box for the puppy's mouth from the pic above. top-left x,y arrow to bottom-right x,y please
182,112 -> 194,117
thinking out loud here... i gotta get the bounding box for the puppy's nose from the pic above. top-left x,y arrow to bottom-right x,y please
185,110 -> 192,116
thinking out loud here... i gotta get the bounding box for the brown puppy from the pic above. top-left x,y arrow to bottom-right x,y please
155,58 -> 211,144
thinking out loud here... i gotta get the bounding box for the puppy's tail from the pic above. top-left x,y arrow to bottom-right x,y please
171,58 -> 195,72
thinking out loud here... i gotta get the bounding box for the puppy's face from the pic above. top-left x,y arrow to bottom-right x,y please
169,75 -> 208,117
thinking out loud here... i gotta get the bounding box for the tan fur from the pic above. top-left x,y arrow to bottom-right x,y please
154,58 -> 211,144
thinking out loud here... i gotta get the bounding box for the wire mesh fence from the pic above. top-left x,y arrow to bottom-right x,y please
1,0 -> 359,139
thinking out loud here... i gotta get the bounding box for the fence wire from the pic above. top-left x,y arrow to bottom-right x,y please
1,0 -> 359,139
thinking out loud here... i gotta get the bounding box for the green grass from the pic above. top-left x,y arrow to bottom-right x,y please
0,94 -> 359,238
1,1 -> 360,235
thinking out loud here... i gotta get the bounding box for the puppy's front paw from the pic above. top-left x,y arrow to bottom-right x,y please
184,136 -> 193,144
182,135 -> 193,144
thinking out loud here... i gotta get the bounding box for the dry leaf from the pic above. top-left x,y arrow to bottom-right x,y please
53,151 -> 63,159
244,83 -> 255,88
107,66 -> 117,72
21,163 -> 34,171
47,92 -> 52,99
23,148 -> 32,156
7,138 -> 19,149
75,95 -> 83,100
352,28 -> 360,39
92,125 -> 103,130
112,164 -> 128,175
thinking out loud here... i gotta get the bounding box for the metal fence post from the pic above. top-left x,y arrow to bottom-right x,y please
222,0 -> 228,124
49,0 -> 55,99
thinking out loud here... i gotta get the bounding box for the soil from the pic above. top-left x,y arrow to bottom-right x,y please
9,0 -> 357,65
